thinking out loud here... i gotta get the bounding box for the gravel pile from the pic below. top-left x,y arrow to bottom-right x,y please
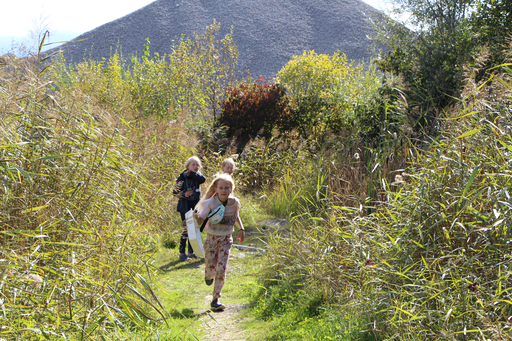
49,0 -> 382,78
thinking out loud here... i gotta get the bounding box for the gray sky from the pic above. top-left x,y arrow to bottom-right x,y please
1,0 -> 394,53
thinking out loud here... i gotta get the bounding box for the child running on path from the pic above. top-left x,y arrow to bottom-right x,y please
195,173 -> 245,311
173,156 -> 206,261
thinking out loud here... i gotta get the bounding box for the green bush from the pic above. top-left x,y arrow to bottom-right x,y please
235,138 -> 307,193
129,39 -> 173,117
354,77 -> 404,143
276,51 -> 382,141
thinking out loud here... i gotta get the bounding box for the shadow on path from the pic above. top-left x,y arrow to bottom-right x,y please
159,258 -> 204,272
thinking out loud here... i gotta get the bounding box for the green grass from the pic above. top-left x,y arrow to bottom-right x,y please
238,193 -> 274,230
147,244 -> 266,340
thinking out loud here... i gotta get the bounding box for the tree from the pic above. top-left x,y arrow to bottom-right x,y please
169,20 -> 239,119
472,0 -> 512,68
374,0 -> 477,135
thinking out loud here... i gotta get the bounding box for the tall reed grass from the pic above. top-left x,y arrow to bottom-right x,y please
254,54 -> 512,339
0,39 -> 204,339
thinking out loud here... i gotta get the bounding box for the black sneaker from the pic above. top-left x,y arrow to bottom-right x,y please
210,299 -> 226,311
188,253 -> 198,259
205,277 -> 213,286
179,253 -> 190,261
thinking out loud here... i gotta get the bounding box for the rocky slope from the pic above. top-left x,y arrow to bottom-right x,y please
50,0 -> 382,78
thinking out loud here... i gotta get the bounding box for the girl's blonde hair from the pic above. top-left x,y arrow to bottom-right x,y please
222,158 -> 236,168
199,173 -> 236,204
184,156 -> 202,170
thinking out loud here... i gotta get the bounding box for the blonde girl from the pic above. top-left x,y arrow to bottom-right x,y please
221,158 -> 236,175
220,157 -> 245,239
173,156 -> 206,261
195,173 -> 245,311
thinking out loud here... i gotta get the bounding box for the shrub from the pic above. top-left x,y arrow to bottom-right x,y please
276,50 -> 382,141
52,20 -> 240,121
219,78 -> 289,152
354,77 -> 405,144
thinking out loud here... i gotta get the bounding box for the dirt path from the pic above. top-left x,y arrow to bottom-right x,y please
157,219 -> 287,340
199,304 -> 247,341
200,301 -> 250,340
195,252 -> 253,341
198,219 -> 288,340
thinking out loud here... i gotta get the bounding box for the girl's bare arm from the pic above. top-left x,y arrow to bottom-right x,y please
236,216 -> 244,230
194,211 -> 205,225
235,215 -> 245,243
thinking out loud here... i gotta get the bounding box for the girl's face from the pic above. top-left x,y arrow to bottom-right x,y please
187,161 -> 200,173
222,163 -> 234,175
216,179 -> 232,199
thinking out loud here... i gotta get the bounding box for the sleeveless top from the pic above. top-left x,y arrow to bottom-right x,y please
198,196 -> 240,236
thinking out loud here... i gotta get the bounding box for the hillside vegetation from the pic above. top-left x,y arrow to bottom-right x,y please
1,2 -> 512,339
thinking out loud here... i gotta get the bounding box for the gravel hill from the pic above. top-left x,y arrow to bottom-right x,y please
50,0 -> 382,78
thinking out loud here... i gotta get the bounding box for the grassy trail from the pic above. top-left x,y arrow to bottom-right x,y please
151,229 -> 270,340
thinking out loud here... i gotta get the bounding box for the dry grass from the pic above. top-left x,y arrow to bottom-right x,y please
0,49 -> 203,339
